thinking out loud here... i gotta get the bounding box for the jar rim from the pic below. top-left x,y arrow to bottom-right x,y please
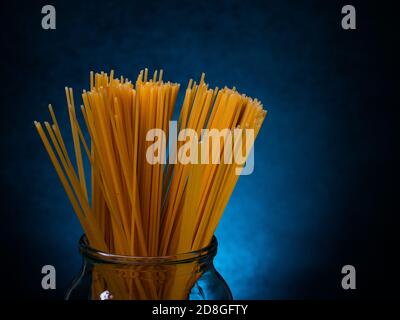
79,235 -> 218,265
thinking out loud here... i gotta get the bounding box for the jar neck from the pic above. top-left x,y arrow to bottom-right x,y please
79,235 -> 218,266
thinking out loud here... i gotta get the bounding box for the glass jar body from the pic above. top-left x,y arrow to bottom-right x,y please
66,236 -> 232,300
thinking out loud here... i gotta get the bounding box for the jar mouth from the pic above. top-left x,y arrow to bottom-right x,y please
79,235 -> 218,265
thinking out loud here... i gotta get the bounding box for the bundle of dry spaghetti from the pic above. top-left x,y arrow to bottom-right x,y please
34,69 -> 266,299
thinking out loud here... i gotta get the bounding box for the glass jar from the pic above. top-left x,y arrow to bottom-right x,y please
66,235 -> 232,300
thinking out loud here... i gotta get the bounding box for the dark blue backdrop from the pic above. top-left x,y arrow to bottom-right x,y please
0,0 -> 396,299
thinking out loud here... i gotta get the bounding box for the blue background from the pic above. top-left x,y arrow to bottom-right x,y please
0,0 -> 396,299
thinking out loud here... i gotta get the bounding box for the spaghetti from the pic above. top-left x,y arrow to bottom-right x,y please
34,69 -> 266,299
